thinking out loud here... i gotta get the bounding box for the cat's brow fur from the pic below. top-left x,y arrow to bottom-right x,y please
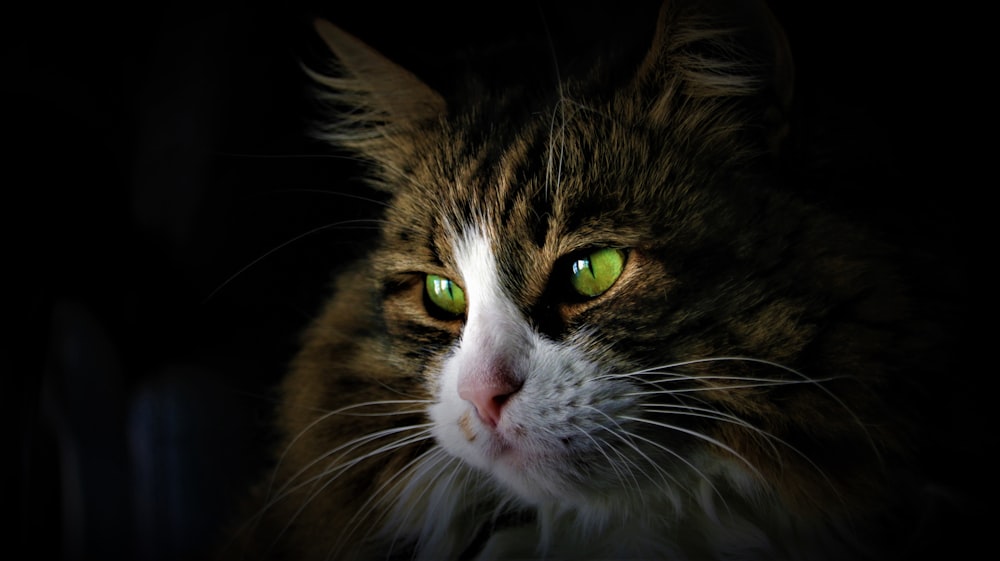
221,1 -> 959,560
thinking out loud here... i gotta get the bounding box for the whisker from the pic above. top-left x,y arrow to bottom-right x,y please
559,97 -> 615,121
330,404 -> 431,417
268,429 -> 437,553
412,454 -> 468,553
255,187 -> 391,209
380,452 -> 465,559
216,151 -> 364,161
582,405 -> 689,499
620,415 -> 765,483
537,3 -> 566,202
572,424 -> 644,502
267,400 -> 431,498
612,424 -> 733,518
201,218 -> 389,304
639,402 -> 844,504
544,101 -> 563,199
335,446 -> 451,560
583,405 -> 730,513
624,379 -> 831,395
261,424 -> 434,536
601,356 -> 882,464
638,402 -> 784,463
270,424 -> 435,506
594,356 -> 822,381
231,424 -> 434,556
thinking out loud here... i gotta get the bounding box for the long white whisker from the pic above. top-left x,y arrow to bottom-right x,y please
620,415 -> 765,483
603,356 -> 882,464
572,424 -> 644,501
269,429 -> 437,553
584,406 -> 730,513
625,379 -> 830,395
263,425 -> 434,525
640,402 -> 845,503
386,453 -> 465,558
414,455 -> 468,553
257,187 -> 392,209
595,356 -> 837,381
266,401 -> 431,499
234,425 -> 434,556
613,424 -> 734,518
537,4 -> 567,202
275,425 -> 435,503
582,406 -> 690,499
202,218 -> 388,304
638,403 -> 783,463
334,446 -> 451,560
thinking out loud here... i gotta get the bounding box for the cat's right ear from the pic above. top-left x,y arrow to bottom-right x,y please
637,0 -> 794,155
308,20 -> 446,169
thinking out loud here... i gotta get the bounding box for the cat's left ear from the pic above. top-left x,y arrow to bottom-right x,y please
308,20 -> 447,170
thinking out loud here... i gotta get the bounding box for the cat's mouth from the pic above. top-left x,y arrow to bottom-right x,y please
472,417 -> 522,461
467,409 -> 563,471
483,434 -> 519,462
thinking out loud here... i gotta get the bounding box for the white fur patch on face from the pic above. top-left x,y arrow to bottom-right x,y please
431,228 -> 534,467
450,227 -> 532,386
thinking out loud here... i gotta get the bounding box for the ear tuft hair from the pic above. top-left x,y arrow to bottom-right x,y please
307,20 -> 447,173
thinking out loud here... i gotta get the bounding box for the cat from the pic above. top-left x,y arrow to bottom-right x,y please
221,1 -> 967,559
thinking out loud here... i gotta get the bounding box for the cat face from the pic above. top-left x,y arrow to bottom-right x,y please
358,67 -> 892,519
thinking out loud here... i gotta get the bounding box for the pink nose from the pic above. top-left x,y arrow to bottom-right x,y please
457,363 -> 523,428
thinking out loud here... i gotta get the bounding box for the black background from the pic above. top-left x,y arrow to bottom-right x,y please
8,1 -> 989,560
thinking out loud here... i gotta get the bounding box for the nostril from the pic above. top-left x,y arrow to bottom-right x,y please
458,365 -> 522,428
491,379 -> 522,407
486,384 -> 517,414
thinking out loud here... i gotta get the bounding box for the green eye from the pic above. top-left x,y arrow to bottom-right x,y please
425,274 -> 466,316
570,248 -> 626,298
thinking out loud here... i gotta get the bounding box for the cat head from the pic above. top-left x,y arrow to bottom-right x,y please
308,0 -> 914,523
